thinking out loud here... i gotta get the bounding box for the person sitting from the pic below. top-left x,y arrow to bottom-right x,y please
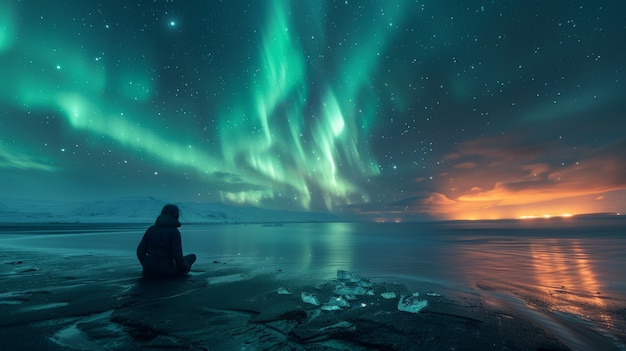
136,204 -> 196,278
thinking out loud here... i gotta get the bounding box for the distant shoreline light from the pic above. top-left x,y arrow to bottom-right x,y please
518,213 -> 574,219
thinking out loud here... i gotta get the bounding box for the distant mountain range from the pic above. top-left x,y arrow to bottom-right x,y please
0,197 -> 339,224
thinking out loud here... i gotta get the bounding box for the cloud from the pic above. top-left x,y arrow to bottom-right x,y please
426,137 -> 626,218
359,133 -> 626,221
453,162 -> 477,169
347,129 -> 626,220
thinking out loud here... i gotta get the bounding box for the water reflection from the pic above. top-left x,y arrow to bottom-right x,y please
452,235 -> 618,331
3,221 -> 624,335
530,239 -> 615,330
185,223 -> 357,280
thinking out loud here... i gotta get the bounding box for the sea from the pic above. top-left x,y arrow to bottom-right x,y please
1,216 -> 625,350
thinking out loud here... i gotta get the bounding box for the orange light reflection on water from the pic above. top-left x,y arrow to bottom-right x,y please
529,239 -> 617,329
455,236 -> 617,330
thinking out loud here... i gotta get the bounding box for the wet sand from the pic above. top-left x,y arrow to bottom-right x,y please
0,248 -> 573,351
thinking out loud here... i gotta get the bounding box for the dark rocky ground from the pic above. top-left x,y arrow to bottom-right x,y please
0,249 -> 575,350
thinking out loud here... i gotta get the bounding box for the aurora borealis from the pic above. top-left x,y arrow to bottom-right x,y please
1,1 -> 625,220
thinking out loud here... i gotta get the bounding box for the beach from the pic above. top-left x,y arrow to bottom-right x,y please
1,221 -> 625,350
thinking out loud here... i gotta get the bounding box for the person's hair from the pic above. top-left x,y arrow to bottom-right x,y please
160,204 -> 180,220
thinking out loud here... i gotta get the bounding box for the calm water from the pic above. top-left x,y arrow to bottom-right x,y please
2,218 -> 625,350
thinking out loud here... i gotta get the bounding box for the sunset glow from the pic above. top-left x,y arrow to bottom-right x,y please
405,137 -> 626,220
518,213 -> 573,220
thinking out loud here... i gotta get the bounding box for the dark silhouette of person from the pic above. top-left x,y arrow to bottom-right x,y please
137,204 -> 196,278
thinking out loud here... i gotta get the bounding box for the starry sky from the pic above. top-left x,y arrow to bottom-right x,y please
1,0 -> 625,220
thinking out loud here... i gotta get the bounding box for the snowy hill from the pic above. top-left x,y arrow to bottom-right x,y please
0,197 -> 339,224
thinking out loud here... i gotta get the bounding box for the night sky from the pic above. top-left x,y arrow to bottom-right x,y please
1,0 -> 625,220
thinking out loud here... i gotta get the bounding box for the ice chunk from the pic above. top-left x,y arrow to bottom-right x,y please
397,293 -> 428,313
277,287 -> 291,295
426,292 -> 442,297
333,283 -> 366,296
381,292 -> 396,299
337,270 -> 353,280
357,279 -> 373,288
322,296 -> 350,311
301,292 -> 320,306
308,308 -> 321,321
331,296 -> 351,307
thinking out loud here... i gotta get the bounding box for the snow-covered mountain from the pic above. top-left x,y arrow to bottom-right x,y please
0,197 -> 340,223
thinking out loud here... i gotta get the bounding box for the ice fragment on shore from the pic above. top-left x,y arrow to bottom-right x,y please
308,308 -> 322,321
277,287 -> 291,295
321,296 -> 351,311
333,283 -> 366,296
381,292 -> 396,299
357,279 -> 373,288
301,292 -> 320,306
337,270 -> 352,280
397,293 -> 428,313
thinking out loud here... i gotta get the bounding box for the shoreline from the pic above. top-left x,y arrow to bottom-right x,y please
2,220 -> 625,351
0,247 -> 579,351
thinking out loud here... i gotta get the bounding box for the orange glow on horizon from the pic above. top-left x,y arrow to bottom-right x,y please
518,213 -> 573,220
419,141 -> 626,221
426,189 -> 626,221
373,217 -> 403,223
355,188 -> 624,221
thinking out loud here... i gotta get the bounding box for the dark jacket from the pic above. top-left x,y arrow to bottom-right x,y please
136,214 -> 190,278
